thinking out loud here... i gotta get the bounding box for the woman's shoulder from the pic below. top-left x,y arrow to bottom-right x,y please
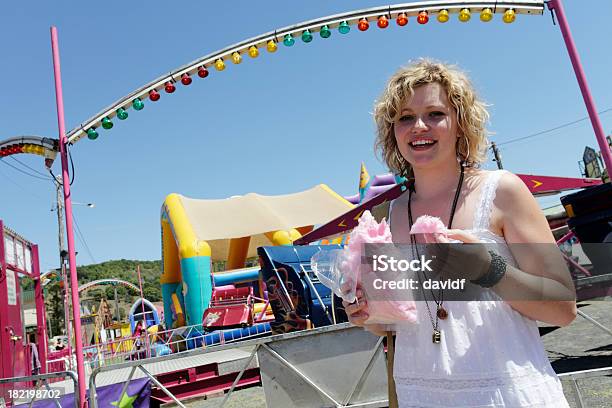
469,169 -> 524,195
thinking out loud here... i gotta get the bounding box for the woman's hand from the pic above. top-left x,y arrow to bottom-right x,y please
342,287 -> 369,326
420,230 -> 492,282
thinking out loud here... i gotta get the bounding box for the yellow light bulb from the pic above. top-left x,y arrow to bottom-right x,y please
214,58 -> 225,71
458,8 -> 471,22
231,52 -> 242,64
503,9 -> 516,23
437,9 -> 449,23
266,40 -> 278,53
248,46 -> 259,58
480,8 -> 493,22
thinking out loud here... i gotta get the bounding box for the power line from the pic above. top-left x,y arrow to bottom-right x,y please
0,157 -> 54,181
72,214 -> 97,265
497,107 -> 612,147
9,155 -> 51,178
0,166 -> 50,200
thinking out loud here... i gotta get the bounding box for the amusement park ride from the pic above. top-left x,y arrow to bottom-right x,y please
1,1 -> 611,406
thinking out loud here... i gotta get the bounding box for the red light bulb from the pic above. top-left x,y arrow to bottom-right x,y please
396,13 -> 408,26
377,15 -> 389,28
181,73 -> 192,85
149,89 -> 160,101
417,11 -> 429,24
197,66 -> 209,78
357,18 -> 369,31
164,81 -> 176,93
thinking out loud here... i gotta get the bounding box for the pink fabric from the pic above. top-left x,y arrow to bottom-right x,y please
347,211 -> 417,325
409,215 -> 447,235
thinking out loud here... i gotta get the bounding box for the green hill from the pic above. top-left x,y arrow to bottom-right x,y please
74,259 -> 163,302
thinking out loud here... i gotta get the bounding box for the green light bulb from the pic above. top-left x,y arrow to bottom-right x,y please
283,34 -> 295,47
86,128 -> 98,140
338,21 -> 350,34
132,98 -> 144,111
116,108 -> 128,120
101,117 -> 113,130
301,29 -> 313,43
320,25 -> 331,38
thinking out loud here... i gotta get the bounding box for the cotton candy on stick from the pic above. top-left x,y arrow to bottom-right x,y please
346,211 -> 417,325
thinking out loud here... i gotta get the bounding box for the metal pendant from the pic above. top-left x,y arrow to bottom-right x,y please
432,329 -> 441,344
436,307 -> 448,320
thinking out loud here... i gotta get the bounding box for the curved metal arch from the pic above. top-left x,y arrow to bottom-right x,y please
0,136 -> 58,150
67,0 -> 544,144
78,278 -> 140,293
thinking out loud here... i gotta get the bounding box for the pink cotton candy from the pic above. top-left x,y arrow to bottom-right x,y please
366,301 -> 418,325
344,210 -> 417,325
409,215 -> 448,235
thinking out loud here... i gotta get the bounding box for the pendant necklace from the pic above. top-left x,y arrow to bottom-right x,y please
408,164 -> 465,344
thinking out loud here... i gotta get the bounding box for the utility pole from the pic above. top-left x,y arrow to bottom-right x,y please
491,142 -> 504,170
54,176 -> 73,368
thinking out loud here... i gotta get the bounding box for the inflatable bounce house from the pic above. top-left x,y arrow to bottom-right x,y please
159,184 -> 354,329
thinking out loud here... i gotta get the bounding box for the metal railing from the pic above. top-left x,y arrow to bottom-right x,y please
87,332 -> 275,408
66,322 -> 272,371
0,371 -> 78,408
558,367 -> 612,408
87,323 -> 389,408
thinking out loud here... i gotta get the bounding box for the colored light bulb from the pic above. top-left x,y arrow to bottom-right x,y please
101,117 -> 113,130
87,128 -> 98,140
231,52 -> 242,64
301,29 -> 313,43
116,108 -> 128,120
197,66 -> 209,78
396,13 -> 408,26
266,40 -> 278,52
417,11 -> 429,24
320,25 -> 331,38
181,73 -> 192,85
437,9 -> 449,23
248,45 -> 259,58
215,58 -> 225,71
283,34 -> 295,47
377,15 -> 389,28
358,18 -> 369,31
480,8 -> 493,22
132,98 -> 144,111
149,89 -> 161,101
338,21 -> 350,34
459,8 -> 471,22
503,9 -> 516,23
164,81 -> 176,93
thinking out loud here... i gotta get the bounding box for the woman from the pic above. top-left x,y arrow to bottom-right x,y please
344,60 -> 576,407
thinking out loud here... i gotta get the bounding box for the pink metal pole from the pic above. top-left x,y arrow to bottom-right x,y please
548,0 -> 612,173
136,265 -> 151,358
50,26 -> 87,408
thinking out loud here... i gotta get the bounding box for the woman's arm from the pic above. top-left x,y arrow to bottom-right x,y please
494,172 -> 577,326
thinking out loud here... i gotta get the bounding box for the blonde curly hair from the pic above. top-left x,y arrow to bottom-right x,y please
374,59 -> 490,176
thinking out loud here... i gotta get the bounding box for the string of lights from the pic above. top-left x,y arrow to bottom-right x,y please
61,1 -> 544,144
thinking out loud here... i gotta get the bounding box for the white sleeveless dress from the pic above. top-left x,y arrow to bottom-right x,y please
390,170 -> 570,408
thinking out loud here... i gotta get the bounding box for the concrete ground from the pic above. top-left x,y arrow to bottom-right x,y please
175,301 -> 612,408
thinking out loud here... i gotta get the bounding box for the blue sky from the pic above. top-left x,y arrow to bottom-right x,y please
1,1 -> 611,272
